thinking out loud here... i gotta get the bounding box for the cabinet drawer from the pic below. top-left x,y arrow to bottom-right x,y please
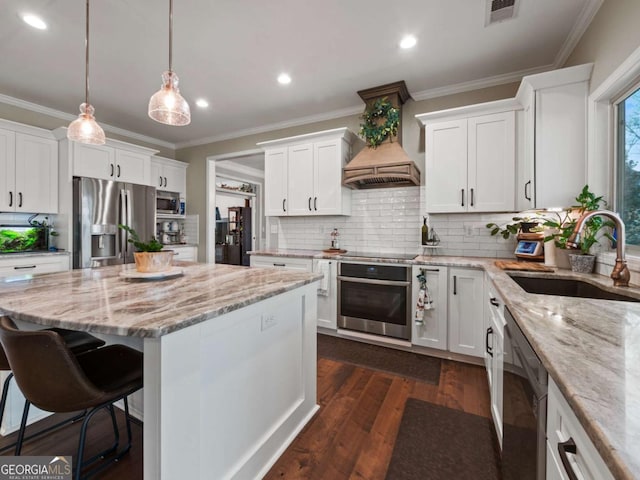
170,246 -> 197,262
0,255 -> 69,278
547,378 -> 613,480
250,255 -> 312,272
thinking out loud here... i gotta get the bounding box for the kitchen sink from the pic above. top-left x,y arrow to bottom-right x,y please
508,275 -> 640,302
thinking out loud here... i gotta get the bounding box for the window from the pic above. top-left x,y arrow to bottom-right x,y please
617,84 -> 640,246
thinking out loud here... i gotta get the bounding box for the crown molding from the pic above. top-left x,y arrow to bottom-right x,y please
175,105 -> 363,150
0,93 -> 176,150
553,0 -> 604,68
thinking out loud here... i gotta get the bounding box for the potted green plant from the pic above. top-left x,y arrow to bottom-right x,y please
486,215 -> 545,240
542,185 -> 614,272
118,225 -> 173,273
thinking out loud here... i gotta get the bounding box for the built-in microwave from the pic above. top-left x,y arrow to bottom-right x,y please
156,190 -> 181,215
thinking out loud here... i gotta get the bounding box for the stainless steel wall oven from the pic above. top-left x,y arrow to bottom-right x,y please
337,262 -> 411,340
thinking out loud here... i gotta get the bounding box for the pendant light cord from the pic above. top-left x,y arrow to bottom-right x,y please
85,0 -> 90,106
168,0 -> 173,73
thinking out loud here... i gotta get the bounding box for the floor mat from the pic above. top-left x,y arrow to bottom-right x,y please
385,399 -> 501,480
317,334 -> 441,385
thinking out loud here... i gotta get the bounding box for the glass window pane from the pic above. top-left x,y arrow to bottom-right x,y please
618,86 -> 640,246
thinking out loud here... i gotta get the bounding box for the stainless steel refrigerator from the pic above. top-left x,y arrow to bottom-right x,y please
73,177 -> 156,269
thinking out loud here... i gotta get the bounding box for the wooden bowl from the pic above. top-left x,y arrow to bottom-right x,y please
133,251 -> 174,273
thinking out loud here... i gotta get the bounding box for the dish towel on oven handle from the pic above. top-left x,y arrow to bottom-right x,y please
316,260 -> 331,296
415,269 -> 433,325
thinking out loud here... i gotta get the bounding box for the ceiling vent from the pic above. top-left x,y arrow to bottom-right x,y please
486,0 -> 518,26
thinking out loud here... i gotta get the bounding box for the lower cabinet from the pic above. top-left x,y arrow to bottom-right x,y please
448,267 -> 485,357
249,255 -> 313,272
484,276 -> 505,447
411,265 -> 448,350
546,378 -> 614,480
0,254 -> 69,279
170,245 -> 198,262
313,259 -> 337,330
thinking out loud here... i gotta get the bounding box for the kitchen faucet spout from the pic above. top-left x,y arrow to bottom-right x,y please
566,210 -> 630,287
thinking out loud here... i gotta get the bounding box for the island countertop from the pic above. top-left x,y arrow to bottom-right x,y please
0,263 -> 322,338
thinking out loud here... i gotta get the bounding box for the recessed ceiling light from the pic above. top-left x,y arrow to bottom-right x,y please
195,99 -> 209,108
22,14 -> 47,30
400,35 -> 417,49
277,73 -> 292,85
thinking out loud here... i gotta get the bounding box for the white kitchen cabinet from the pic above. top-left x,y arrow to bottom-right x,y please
516,64 -> 592,210
250,255 -> 313,272
484,276 -> 505,447
258,128 -> 359,217
313,258 -> 338,330
151,156 -> 188,194
417,101 -> 517,213
448,267 -> 485,357
546,377 -> 614,480
170,245 -> 197,262
70,139 -> 154,186
411,265 -> 448,350
0,254 -> 69,279
0,126 -> 58,214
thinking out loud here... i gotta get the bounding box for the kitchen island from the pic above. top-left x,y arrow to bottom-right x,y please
0,262 -> 322,480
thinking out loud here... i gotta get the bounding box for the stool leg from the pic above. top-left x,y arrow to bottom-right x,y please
0,373 -> 13,428
122,396 -> 133,452
15,399 -> 30,455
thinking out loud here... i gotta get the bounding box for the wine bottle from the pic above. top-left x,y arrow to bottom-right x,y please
421,217 -> 428,245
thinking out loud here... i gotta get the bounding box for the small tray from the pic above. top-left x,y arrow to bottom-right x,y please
322,248 -> 347,254
119,267 -> 184,281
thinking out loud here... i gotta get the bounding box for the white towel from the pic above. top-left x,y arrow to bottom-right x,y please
316,260 -> 330,296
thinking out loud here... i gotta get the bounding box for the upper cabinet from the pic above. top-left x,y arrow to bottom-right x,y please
417,100 -> 518,213
0,122 -> 58,214
258,128 -> 361,216
71,141 -> 154,186
516,64 -> 593,210
150,156 -> 188,195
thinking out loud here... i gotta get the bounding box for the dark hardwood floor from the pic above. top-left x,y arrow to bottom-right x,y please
0,356 -> 491,479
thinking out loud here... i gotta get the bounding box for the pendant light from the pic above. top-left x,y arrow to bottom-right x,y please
148,0 -> 191,126
67,0 -> 105,145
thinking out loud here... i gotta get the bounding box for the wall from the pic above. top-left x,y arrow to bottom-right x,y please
275,186 -> 516,258
564,0 -> 640,92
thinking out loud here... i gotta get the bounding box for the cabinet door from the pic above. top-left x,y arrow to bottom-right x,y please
468,111 -> 515,212
425,119 -> 468,213
287,144 -> 314,215
163,163 -> 186,194
264,148 -> 288,216
115,150 -> 150,185
448,268 -> 485,356
171,246 -> 197,262
0,128 -> 16,211
490,312 -> 504,446
14,134 -> 58,213
411,265 -> 448,350
150,162 -> 163,188
314,259 -> 337,330
73,142 -> 115,180
314,139 -> 342,215
517,91 -> 535,211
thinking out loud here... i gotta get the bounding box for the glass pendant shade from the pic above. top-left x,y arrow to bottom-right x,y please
67,104 -> 106,145
148,71 -> 191,126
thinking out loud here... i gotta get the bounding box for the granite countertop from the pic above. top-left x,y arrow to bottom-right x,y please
0,263 -> 322,338
252,249 -> 639,479
0,251 -> 70,258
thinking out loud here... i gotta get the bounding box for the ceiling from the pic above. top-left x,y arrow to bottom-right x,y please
0,0 -> 601,149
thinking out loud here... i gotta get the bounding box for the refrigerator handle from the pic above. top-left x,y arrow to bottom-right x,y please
126,189 -> 133,255
119,189 -> 127,259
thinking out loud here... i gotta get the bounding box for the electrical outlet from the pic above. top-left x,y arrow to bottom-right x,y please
270,224 -> 278,234
464,225 -> 474,237
261,313 -> 277,331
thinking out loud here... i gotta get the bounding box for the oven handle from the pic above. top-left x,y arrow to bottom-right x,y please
558,438 -> 580,480
337,276 -> 410,287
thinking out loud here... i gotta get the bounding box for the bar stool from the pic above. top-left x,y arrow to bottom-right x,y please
0,317 -> 142,479
0,320 -> 105,453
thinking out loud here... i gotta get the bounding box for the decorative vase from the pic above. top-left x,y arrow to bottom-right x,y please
569,253 -> 596,273
133,251 -> 174,273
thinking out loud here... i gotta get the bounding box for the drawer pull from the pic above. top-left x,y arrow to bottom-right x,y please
558,437 -> 579,480
273,263 -> 286,267
14,265 -> 37,270
490,297 -> 500,307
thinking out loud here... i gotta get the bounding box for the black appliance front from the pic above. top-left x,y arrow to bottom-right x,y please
337,263 -> 411,340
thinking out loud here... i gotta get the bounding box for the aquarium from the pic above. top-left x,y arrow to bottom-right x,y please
0,225 -> 49,253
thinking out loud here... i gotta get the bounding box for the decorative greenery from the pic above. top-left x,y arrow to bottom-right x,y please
118,224 -> 163,252
486,216 -> 544,240
359,97 -> 400,148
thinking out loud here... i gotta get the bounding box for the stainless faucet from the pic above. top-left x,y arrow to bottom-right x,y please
566,210 -> 630,287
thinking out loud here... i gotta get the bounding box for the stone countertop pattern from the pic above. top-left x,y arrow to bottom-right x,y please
252,249 -> 640,479
0,263 -> 322,338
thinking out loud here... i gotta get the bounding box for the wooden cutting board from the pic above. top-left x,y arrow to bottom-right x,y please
494,260 -> 555,272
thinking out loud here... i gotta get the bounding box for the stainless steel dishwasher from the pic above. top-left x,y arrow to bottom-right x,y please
502,306 -> 548,480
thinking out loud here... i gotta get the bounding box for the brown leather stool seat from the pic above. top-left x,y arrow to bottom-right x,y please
0,317 -> 142,480
0,321 -> 106,454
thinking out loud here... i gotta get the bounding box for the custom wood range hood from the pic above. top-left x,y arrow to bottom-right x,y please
343,81 -> 421,189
